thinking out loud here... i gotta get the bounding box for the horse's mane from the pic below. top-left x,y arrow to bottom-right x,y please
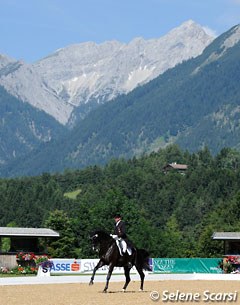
90,229 -> 111,239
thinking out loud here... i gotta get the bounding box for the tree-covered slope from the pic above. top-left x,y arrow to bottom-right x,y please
1,145 -> 240,258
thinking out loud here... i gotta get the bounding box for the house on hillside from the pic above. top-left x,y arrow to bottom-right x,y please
163,162 -> 188,174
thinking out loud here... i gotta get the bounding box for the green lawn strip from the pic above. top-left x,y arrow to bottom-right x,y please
63,189 -> 81,200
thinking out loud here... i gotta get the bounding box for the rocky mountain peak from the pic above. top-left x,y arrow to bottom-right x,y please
0,21 -> 214,125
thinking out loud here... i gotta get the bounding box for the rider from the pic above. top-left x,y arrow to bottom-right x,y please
111,213 -> 132,256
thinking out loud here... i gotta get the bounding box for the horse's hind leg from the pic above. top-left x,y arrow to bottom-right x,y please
136,265 -> 145,291
122,266 -> 131,291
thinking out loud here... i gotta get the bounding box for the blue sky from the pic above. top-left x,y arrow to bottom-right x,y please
0,0 -> 240,63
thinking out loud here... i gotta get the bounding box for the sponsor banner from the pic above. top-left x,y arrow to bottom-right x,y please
149,257 -> 153,271
37,265 -> 51,277
80,259 -> 137,274
153,258 -> 223,274
49,258 -> 221,274
49,258 -> 137,274
50,258 -> 81,274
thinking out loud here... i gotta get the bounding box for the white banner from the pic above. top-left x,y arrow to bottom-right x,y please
80,258 -> 136,274
49,258 -> 136,274
50,258 -> 81,274
37,265 -> 51,277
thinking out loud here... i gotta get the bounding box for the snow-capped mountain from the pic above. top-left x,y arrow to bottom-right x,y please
0,20 -> 214,125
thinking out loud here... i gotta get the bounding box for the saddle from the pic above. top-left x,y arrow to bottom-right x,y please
115,238 -> 132,256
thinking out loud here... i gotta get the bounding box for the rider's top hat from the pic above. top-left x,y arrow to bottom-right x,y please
113,213 -> 121,219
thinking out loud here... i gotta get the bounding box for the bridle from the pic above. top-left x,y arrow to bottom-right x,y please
90,233 -> 100,252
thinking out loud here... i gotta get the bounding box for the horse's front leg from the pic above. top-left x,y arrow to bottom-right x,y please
89,260 -> 105,285
103,263 -> 114,293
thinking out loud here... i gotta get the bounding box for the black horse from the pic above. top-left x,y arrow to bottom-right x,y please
89,229 -> 151,292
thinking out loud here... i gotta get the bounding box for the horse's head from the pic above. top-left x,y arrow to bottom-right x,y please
89,230 -> 101,250
90,230 -> 112,252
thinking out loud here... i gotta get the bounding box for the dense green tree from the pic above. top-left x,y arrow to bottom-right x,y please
197,225 -> 223,257
160,216 -> 185,257
44,210 -> 76,258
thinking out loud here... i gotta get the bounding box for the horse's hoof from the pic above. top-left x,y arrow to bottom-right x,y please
122,289 -> 126,292
139,288 -> 143,292
103,290 -> 107,293
89,281 -> 93,286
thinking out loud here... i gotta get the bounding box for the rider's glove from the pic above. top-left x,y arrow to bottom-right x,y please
110,234 -> 118,239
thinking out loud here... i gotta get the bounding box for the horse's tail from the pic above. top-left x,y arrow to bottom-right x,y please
136,248 -> 152,271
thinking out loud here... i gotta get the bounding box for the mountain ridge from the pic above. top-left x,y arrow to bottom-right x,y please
1,24 -> 239,177
0,20 -> 213,125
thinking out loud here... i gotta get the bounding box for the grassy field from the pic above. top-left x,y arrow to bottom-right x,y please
63,189 -> 81,200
